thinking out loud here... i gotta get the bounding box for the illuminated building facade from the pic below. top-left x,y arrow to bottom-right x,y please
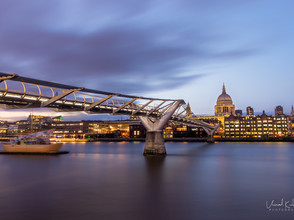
173,125 -> 207,138
163,124 -> 174,138
215,84 -> 235,116
50,120 -> 139,140
224,111 -> 291,138
50,121 -> 88,139
4,115 -> 63,135
129,124 -> 146,138
193,115 -> 225,136
88,120 -> 134,138
290,105 -> 294,135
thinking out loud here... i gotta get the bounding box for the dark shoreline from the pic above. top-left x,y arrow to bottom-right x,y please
1,137 -> 294,143
88,137 -> 294,142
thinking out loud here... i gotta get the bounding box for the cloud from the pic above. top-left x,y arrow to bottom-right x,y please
0,0 -> 258,95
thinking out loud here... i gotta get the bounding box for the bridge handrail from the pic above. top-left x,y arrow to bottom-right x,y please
0,72 -> 219,132
0,72 -> 181,102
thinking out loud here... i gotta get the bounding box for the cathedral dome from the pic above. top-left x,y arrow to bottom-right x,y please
215,83 -> 235,116
216,84 -> 233,105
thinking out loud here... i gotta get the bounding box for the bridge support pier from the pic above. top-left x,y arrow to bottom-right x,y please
139,100 -> 183,156
203,124 -> 219,143
206,135 -> 215,143
144,131 -> 166,155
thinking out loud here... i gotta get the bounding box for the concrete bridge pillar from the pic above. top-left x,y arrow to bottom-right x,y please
139,100 -> 184,155
206,135 -> 215,143
203,124 -> 219,143
144,131 -> 166,155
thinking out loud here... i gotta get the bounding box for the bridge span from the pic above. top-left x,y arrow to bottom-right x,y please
0,72 -> 219,155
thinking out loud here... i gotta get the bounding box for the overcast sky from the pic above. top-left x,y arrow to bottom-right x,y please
1,0 -> 294,121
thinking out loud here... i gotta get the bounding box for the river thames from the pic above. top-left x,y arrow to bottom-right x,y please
0,142 -> 294,220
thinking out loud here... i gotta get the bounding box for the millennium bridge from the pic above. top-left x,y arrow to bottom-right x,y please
0,72 -> 219,155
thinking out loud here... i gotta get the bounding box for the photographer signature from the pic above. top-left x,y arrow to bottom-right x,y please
266,198 -> 294,210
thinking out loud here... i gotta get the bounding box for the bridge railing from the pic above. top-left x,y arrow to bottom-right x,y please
0,72 -> 219,133
0,79 -> 186,116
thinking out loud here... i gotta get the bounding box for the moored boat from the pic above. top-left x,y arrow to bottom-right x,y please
2,130 -> 63,153
2,143 -> 63,153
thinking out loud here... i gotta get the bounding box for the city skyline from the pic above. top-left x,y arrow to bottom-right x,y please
0,76 -> 292,122
0,91 -> 291,122
0,1 -> 294,120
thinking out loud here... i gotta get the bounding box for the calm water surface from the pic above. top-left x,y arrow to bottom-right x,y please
0,141 -> 294,220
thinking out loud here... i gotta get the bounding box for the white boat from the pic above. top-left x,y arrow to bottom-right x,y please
2,130 -> 63,153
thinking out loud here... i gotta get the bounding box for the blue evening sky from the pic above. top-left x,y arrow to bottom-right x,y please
0,0 -> 293,120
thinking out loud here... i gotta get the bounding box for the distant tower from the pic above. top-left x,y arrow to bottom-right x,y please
246,106 -> 254,115
275,105 -> 283,116
291,105 -> 294,117
215,83 -> 235,116
290,105 -> 294,121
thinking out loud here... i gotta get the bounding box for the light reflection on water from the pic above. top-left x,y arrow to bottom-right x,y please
0,142 -> 294,220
